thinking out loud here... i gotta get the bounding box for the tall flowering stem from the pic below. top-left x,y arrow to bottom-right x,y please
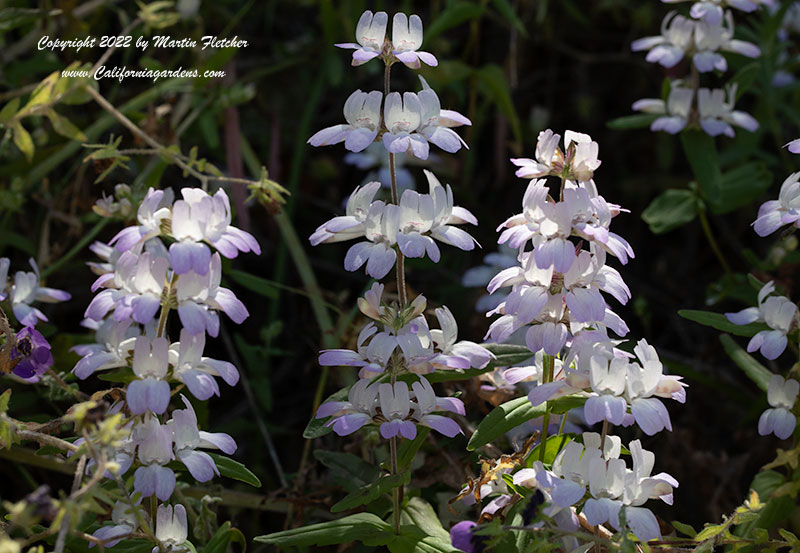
304,7 -> 487,542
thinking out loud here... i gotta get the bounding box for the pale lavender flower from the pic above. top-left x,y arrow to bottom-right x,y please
632,85 -> 694,135
109,187 -> 172,252
127,336 -> 171,415
308,90 -> 383,153
758,374 -> 799,439
726,281 -> 797,360
334,10 -> 388,66
697,85 -> 759,137
662,0 -> 775,25
90,500 -> 140,548
382,92 -> 427,158
169,395 -> 236,482
169,187 -> 260,275
391,13 -> 437,69
0,258 -> 9,300
693,13 -> 760,73
430,306 -> 493,370
9,258 -> 71,326
309,181 -> 382,246
85,250 -> 168,325
176,253 -> 249,336
169,329 -> 239,400
631,12 -> 696,68
72,319 -> 137,380
785,138 -> 800,154
343,201 -> 399,279
753,172 -> 800,236
133,416 -> 175,501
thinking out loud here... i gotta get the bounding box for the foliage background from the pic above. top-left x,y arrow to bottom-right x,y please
1,0 -> 798,544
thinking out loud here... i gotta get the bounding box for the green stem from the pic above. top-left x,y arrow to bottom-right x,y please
390,435 -> 400,534
40,219 -> 109,278
698,207 -> 731,275
539,354 -> 555,463
156,273 -> 178,339
600,420 -> 609,459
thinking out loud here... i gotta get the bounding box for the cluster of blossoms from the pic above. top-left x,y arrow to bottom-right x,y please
631,0 -> 765,137
0,257 -> 70,381
725,142 -> 800,441
68,185 -> 258,549
470,129 -> 686,543
310,172 -> 478,279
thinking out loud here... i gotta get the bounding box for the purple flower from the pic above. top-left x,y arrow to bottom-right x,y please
11,327 -> 53,382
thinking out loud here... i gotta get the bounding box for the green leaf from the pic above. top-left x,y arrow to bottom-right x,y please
425,2 -> 486,43
730,62 -> 760,100
390,497 -> 459,553
719,334 -> 772,392
680,130 -> 723,206
678,309 -> 768,337
606,113 -> 658,130
491,0 -> 527,35
641,189 -> 698,234
226,269 -> 279,299
477,64 -> 523,144
332,471 -> 410,513
397,427 -> 429,471
46,110 -> 87,141
303,385 -> 350,439
207,453 -> 261,487
97,370 -> 135,384
695,523 -> 726,541
482,343 -> 533,367
468,396 -> 543,451
201,522 -> 246,553
11,121 -> 34,162
672,520 -> 698,538
0,97 -> 20,124
527,434 -> 573,467
254,513 -> 393,547
0,389 -> 10,413
468,395 -> 585,451
750,470 -> 784,499
709,162 -> 772,215
314,450 -> 381,489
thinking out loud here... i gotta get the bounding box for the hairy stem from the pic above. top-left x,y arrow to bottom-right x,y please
600,419 -> 610,459
390,435 -> 400,534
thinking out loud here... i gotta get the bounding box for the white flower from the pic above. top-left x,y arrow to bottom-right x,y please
758,374 -> 799,439
631,12 -> 696,68
564,131 -> 601,182
153,504 -> 187,553
169,188 -> 260,275
309,181 -> 382,246
753,172 -> 800,236
109,188 -> 173,252
127,336 -> 171,415
169,329 -> 239,400
697,85 -> 759,137
785,138 -> 800,154
8,257 -> 71,326
662,0 -> 774,25
633,85 -> 694,135
133,416 -> 175,501
343,201 -> 399,279
308,90 -> 383,153
726,281 -> 797,360
335,10 -> 388,66
510,129 -> 563,179
693,13 -> 760,73
416,77 -> 470,154
391,13 -> 437,69
382,92 -> 428,158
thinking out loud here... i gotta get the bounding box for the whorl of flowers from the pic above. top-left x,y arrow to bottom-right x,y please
631,0 -> 764,137
65,185 -> 256,549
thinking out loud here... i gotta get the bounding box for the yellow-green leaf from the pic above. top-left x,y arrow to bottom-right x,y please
46,110 -> 87,141
11,121 -> 34,161
0,97 -> 20,124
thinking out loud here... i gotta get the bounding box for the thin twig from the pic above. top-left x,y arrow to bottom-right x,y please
16,430 -> 78,452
